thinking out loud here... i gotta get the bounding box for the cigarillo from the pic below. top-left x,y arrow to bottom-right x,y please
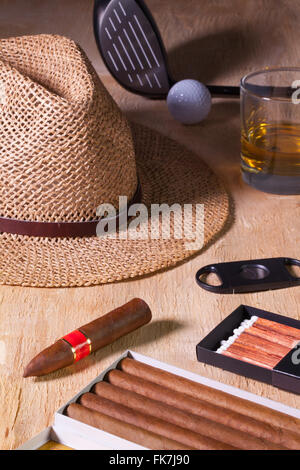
248,324 -> 298,349
119,358 -> 300,439
223,342 -> 279,369
66,403 -> 194,450
107,368 -> 300,449
79,392 -> 236,450
255,317 -> 300,342
94,381 -> 284,450
241,332 -> 291,357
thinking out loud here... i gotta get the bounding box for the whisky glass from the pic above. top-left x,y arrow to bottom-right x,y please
241,68 -> 300,194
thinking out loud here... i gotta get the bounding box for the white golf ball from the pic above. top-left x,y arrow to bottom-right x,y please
167,79 -> 212,124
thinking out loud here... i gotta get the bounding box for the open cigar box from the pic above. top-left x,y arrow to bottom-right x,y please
18,350 -> 300,450
197,305 -> 300,394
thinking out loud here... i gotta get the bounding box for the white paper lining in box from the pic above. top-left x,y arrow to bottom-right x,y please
18,350 -> 300,450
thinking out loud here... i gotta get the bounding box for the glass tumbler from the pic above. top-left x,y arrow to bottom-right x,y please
241,68 -> 300,194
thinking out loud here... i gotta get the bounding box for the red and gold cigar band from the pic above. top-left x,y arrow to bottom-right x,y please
62,330 -> 92,362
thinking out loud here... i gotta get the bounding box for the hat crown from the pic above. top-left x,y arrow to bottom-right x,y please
0,35 -> 137,222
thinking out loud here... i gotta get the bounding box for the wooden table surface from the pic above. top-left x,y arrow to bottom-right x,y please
1,0 -> 300,449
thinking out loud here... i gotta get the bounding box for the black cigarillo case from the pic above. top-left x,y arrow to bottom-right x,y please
196,305 -> 300,394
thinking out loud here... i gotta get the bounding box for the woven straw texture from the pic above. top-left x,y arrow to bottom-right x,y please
0,34 -> 230,287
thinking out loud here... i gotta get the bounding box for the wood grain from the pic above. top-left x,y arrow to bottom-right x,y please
0,0 -> 300,449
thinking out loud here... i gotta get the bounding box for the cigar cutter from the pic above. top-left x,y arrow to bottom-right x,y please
195,257 -> 300,294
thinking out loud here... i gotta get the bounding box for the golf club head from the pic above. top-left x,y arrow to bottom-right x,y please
94,0 -> 172,98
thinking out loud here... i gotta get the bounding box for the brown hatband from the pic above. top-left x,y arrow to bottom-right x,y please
0,182 -> 142,238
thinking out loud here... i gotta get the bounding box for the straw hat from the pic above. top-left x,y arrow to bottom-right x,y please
0,35 -> 229,287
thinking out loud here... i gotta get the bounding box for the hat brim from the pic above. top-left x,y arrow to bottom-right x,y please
0,123 -> 230,287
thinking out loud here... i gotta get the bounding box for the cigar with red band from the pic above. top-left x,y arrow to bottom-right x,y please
23,298 -> 151,377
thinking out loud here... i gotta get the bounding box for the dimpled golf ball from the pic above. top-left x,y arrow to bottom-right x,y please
167,79 -> 212,124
